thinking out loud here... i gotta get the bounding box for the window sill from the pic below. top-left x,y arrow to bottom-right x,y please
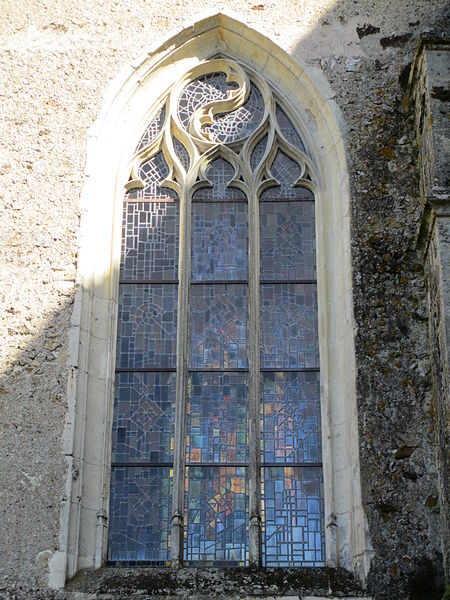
66,566 -> 370,598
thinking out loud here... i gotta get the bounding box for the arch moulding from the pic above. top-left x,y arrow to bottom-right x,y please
49,8 -> 374,589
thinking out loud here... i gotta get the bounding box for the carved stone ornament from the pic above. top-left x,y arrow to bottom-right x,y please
125,58 -> 318,201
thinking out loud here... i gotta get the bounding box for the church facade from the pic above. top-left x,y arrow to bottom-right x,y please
0,1 -> 448,599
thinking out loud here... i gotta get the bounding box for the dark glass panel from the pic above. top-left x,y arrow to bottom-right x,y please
184,466 -> 248,565
261,371 -> 321,463
250,134 -> 268,171
108,466 -> 172,564
116,284 -> 178,369
186,372 -> 248,464
262,466 -> 324,566
275,105 -> 306,153
192,158 -> 246,201
189,284 -> 248,369
178,74 -> 263,144
120,202 -> 179,281
173,138 -> 190,171
127,152 -> 177,200
191,202 -> 248,281
135,105 -> 165,151
112,372 -> 176,463
260,283 -> 319,369
260,201 -> 315,281
260,150 -> 313,200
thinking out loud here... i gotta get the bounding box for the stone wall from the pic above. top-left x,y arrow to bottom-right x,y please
412,34 -> 450,584
0,1 -> 448,598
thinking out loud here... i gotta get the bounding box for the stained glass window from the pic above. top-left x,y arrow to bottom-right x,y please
109,58 -> 324,568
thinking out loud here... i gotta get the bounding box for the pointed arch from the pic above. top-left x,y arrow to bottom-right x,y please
50,9 -> 373,588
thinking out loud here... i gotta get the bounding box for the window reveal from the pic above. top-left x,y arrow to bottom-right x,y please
108,58 -> 325,568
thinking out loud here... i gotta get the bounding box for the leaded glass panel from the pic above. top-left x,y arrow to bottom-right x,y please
262,466 -> 324,567
111,58 -> 324,569
250,135 -> 268,171
260,151 -> 313,200
260,201 -> 316,281
193,158 -> 246,201
121,202 -> 179,281
191,203 -> 248,281
260,283 -> 319,369
116,284 -> 178,369
178,74 -> 264,144
112,372 -> 176,463
108,466 -> 172,564
127,152 -> 178,200
186,372 -> 248,464
261,372 -> 321,464
189,284 -> 248,369
184,466 -> 248,565
275,105 -> 306,153
135,106 -> 165,151
173,138 -> 190,171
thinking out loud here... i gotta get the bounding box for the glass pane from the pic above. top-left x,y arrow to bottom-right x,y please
120,202 -> 179,281
261,372 -> 321,463
112,372 -> 176,463
250,134 -> 268,171
127,151 -> 177,200
191,203 -> 248,281
260,283 -> 319,369
108,466 -> 172,564
260,150 -> 313,200
184,466 -> 248,565
135,105 -> 165,151
174,138 -> 190,171
275,105 -> 306,153
193,158 -> 246,201
260,201 -> 316,281
189,284 -> 248,369
262,466 -> 324,566
116,284 -> 178,369
178,74 -> 264,144
186,372 -> 248,464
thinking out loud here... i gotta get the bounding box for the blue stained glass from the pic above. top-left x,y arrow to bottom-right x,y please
189,284 -> 248,369
191,202 -> 248,281
186,372 -> 248,464
108,467 -> 172,564
262,466 -> 324,566
116,284 -> 178,369
260,201 -> 316,281
250,135 -> 268,171
275,105 -> 306,153
261,372 -> 321,463
135,105 -> 165,151
260,283 -> 319,369
174,138 -> 190,171
193,158 -> 246,201
260,151 -> 313,200
178,74 -> 264,145
184,466 -> 248,565
127,152 -> 178,200
112,372 -> 176,463
120,202 -> 179,281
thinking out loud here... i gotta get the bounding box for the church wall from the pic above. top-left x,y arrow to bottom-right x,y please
0,1 -> 448,598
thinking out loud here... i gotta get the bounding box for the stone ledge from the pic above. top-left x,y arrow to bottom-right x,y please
62,566 -> 367,598
0,591 -> 373,600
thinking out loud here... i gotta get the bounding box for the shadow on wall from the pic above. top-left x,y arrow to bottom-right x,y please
0,0 -> 449,598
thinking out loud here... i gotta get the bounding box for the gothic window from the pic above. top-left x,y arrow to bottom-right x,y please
107,59 -> 324,568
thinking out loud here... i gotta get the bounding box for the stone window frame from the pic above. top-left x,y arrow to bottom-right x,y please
49,8 -> 373,589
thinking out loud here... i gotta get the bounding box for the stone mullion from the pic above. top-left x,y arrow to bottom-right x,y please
170,187 -> 191,568
248,186 -> 262,566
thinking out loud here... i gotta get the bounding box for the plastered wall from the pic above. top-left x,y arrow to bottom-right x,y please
0,1 -> 448,598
